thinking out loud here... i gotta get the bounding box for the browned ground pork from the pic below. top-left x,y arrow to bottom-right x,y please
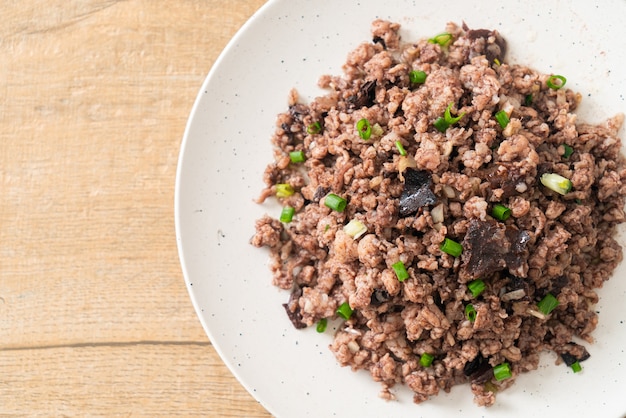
251,20 -> 626,406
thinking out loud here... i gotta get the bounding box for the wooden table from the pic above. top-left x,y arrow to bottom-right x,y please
0,1 -> 271,416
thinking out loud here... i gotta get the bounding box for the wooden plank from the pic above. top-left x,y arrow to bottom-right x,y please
0,343 -> 271,417
0,0 -> 267,347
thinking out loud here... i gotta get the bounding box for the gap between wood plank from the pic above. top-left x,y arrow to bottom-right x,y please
0,340 -> 213,352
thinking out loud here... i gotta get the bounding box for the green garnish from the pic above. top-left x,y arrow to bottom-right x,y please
343,219 -> 367,239
440,237 -> 463,257
562,144 -> 574,159
289,150 -> 306,163
570,361 -> 582,373
279,206 -> 295,223
524,94 -> 533,106
540,173 -> 573,195
336,302 -> 353,320
493,362 -> 512,381
433,117 -> 450,133
395,140 -> 407,156
429,32 -> 453,47
444,102 -> 465,125
316,318 -> 328,333
434,102 -> 465,132
324,193 -> 347,212
467,279 -> 486,298
546,74 -> 567,90
306,121 -> 322,135
391,260 -> 409,282
465,304 -> 477,322
495,110 -> 510,129
537,293 -> 559,315
492,204 -> 511,221
420,353 -> 435,367
409,70 -> 427,84
356,118 -> 372,140
275,183 -> 295,198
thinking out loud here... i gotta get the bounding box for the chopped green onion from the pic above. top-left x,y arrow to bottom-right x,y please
316,318 -> 328,333
289,150 -> 306,163
492,204 -> 511,221
395,140 -> 407,156
420,353 -> 435,367
561,144 -> 574,159
444,102 -> 465,125
275,183 -> 295,198
524,94 -> 533,106
344,219 -> 367,239
468,279 -> 486,298
391,260 -> 409,282
465,304 -> 477,322
324,193 -> 347,212
429,32 -> 453,47
336,302 -> 353,320
433,117 -> 450,133
440,238 -> 463,257
540,173 -> 573,195
279,206 -> 295,223
537,293 -> 559,315
306,121 -> 322,135
547,74 -> 567,90
434,103 -> 464,132
371,123 -> 384,137
493,58 -> 501,66
409,70 -> 427,84
495,110 -> 510,129
356,118 -> 372,140
493,362 -> 512,381
570,361 -> 582,373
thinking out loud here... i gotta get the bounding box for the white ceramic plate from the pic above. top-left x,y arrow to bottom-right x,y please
175,1 -> 626,416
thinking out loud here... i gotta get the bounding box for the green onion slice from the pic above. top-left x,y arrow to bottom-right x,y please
537,293 -> 559,315
307,121 -> 322,135
465,304 -> 477,322
409,70 -> 427,84
495,110 -> 510,129
540,173 -> 573,195
420,353 -> 435,367
561,144 -> 574,159
547,75 -> 567,90
343,219 -> 367,239
468,279 -> 486,298
279,206 -> 295,223
524,94 -> 533,106
493,362 -> 512,381
324,193 -> 347,212
356,118 -> 372,140
395,140 -> 407,156
444,102 -> 465,125
492,204 -> 511,221
371,123 -> 384,137
391,260 -> 409,282
429,32 -> 453,47
570,361 -> 582,373
433,117 -> 450,133
336,302 -> 353,320
316,318 -> 328,333
289,150 -> 306,163
440,237 -> 463,257
275,183 -> 295,198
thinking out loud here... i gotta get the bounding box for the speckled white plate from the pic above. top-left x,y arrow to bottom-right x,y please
175,1 -> 626,416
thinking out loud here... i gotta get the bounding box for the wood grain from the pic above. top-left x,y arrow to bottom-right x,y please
0,0 -> 271,416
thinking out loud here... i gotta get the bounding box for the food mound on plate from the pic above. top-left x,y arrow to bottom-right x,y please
251,20 -> 626,406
